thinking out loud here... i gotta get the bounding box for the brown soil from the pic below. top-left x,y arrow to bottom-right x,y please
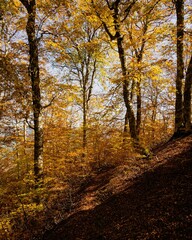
43,135 -> 192,240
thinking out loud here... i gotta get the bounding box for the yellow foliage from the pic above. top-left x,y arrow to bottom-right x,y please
13,0 -> 21,8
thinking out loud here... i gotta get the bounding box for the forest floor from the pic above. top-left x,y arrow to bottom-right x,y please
43,134 -> 192,240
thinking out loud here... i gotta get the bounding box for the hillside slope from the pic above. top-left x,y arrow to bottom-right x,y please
43,135 -> 192,240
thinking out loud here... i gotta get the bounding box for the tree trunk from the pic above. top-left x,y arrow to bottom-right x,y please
20,0 -> 43,186
136,80 -> 141,136
175,0 -> 184,133
91,0 -> 146,154
120,46 -> 138,141
113,6 -> 138,142
183,55 -> 192,132
82,84 -> 87,156
123,110 -> 129,142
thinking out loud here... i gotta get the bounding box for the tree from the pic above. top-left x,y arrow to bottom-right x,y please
45,3 -> 105,156
125,0 -> 162,136
90,0 -> 141,147
174,0 -> 184,134
174,0 -> 191,135
19,0 -> 43,186
62,22 -> 99,156
183,54 -> 192,132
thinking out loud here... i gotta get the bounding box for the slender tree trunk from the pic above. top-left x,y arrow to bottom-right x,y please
151,105 -> 157,140
82,55 -> 96,156
183,55 -> 192,132
123,110 -> 129,142
23,120 -> 29,173
175,0 -> 184,133
15,120 -> 20,179
20,0 -> 43,186
82,84 -> 87,156
135,55 -> 144,137
136,80 -> 141,136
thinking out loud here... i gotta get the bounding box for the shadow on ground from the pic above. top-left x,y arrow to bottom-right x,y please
43,135 -> 192,240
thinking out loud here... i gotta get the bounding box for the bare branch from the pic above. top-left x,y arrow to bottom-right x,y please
121,0 -> 137,22
25,117 -> 34,130
42,95 -> 57,109
87,59 -> 97,106
36,30 -> 58,43
105,0 -> 113,10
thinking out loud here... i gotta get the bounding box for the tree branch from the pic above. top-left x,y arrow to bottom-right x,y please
25,117 -> 34,130
42,95 -> 56,109
121,0 -> 137,22
91,0 -> 116,41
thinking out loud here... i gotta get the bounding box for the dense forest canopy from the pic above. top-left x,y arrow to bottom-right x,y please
0,0 -> 191,239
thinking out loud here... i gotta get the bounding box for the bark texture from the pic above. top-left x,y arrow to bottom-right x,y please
20,0 -> 43,185
183,55 -> 192,132
175,0 -> 184,133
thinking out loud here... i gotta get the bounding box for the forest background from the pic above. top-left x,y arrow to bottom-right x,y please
0,0 -> 191,239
